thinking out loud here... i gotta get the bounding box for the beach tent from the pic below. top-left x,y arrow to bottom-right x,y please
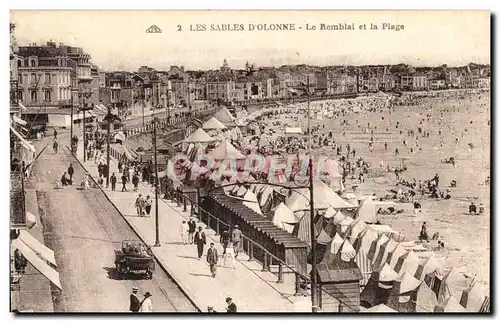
357,198 -> 395,224
354,228 -> 379,286
258,186 -> 274,207
360,263 -> 399,307
333,210 -> 347,225
236,185 -> 247,198
394,250 -> 422,276
362,304 -> 397,313
285,180 -> 354,212
387,243 -> 407,269
323,207 -> 336,219
242,190 -> 263,216
210,139 -> 246,160
415,256 -> 445,280
339,217 -> 354,235
272,203 -> 298,233
434,296 -> 467,313
330,233 -> 345,255
347,219 -> 368,244
460,280 -> 488,312
373,238 -> 398,270
338,239 -> 356,262
367,234 -> 390,264
438,267 -> 473,303
415,281 -> 439,312
214,106 -> 236,123
185,128 -> 214,143
386,272 -> 421,312
203,117 -> 227,130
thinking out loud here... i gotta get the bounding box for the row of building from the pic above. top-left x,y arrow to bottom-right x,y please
10,40 -> 491,119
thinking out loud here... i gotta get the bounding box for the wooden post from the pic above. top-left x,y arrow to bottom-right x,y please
277,263 -> 284,283
262,254 -> 269,271
294,273 -> 301,296
183,196 -> 187,212
248,243 -> 254,261
176,189 -> 181,207
215,218 -> 219,235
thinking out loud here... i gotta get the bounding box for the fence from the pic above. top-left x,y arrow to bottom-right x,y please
164,184 -> 360,312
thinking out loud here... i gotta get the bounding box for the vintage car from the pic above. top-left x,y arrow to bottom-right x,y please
114,240 -> 155,279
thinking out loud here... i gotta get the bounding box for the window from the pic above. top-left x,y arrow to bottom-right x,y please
30,73 -> 36,84
18,90 -> 23,101
18,74 -> 22,84
30,90 -> 37,102
45,73 -> 51,84
44,89 -> 52,101
17,60 -> 22,68
30,59 -> 36,67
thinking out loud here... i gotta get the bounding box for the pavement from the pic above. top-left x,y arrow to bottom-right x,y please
74,142 -> 312,312
23,137 -> 197,312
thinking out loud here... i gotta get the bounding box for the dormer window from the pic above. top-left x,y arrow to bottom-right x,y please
29,58 -> 37,67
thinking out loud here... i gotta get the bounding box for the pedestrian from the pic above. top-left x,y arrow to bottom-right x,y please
206,242 -> 218,278
231,225 -> 242,258
220,229 -> 230,255
132,173 -> 139,192
139,292 -> 153,312
53,140 -> 59,154
180,220 -> 189,245
53,128 -> 58,140
144,195 -> 152,216
60,172 -> 68,187
121,173 -> 128,192
98,162 -> 104,178
207,306 -> 217,313
188,218 -> 197,244
14,249 -> 27,274
136,194 -> 145,217
194,226 -> 206,259
110,173 -> 117,191
129,287 -> 141,312
118,160 -> 123,173
224,241 -> 236,269
67,164 -> 75,185
225,297 -> 237,313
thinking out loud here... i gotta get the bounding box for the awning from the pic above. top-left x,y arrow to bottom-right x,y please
18,230 -> 57,267
94,104 -> 108,115
11,126 -> 36,153
11,239 -> 62,290
26,211 -> 37,229
12,115 -> 27,126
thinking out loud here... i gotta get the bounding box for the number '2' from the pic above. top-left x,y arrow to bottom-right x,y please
177,25 -> 182,31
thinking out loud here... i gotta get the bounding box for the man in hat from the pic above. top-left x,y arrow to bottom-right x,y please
194,226 -> 206,259
140,292 -> 153,312
129,287 -> 141,312
220,229 -> 231,255
188,217 -> 197,244
206,242 -> 218,278
225,297 -> 237,313
231,225 -> 242,258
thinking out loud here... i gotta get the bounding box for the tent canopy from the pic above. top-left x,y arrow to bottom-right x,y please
210,139 -> 246,160
214,106 -> 236,123
18,231 -> 57,267
185,128 -> 214,143
285,180 -> 354,212
203,117 -> 227,130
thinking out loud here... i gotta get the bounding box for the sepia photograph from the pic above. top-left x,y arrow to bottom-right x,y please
8,10 -> 490,313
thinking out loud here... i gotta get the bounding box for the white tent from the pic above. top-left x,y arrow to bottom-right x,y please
333,210 -> 346,224
388,243 -> 407,268
395,250 -> 422,277
272,202 -> 298,233
355,228 -> 379,286
438,267 -> 473,303
242,190 -> 263,216
338,239 -> 356,262
415,282 -> 438,312
203,117 -> 227,130
434,296 -> 467,313
357,198 -> 395,223
210,139 -> 246,160
185,128 -> 214,143
214,106 -> 236,123
330,234 -> 344,255
324,207 -> 336,219
285,180 -> 354,212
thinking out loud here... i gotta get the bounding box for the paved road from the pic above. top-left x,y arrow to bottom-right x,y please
28,138 -> 198,312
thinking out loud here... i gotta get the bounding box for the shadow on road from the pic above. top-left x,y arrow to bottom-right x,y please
189,273 -> 212,278
103,267 -> 150,281
177,255 -> 200,260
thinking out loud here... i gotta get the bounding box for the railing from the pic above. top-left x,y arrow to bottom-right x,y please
164,185 -> 360,312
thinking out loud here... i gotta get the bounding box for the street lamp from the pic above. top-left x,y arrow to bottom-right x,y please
152,117 -> 160,247
305,77 -> 318,313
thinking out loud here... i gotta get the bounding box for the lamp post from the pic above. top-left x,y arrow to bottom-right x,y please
153,117 -> 160,247
305,77 -> 318,313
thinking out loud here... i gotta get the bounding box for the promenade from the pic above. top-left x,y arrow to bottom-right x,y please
73,143 -> 311,312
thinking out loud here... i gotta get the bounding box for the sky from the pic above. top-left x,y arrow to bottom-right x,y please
10,10 -> 491,72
